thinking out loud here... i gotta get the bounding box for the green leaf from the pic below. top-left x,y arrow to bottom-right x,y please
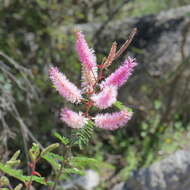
54,132 -> 69,145
47,152 -> 64,161
0,162 -> 50,185
6,150 -> 21,167
41,143 -> 60,156
70,156 -> 98,168
14,183 -> 23,190
9,150 -> 21,161
70,156 -> 113,172
63,168 -> 85,175
0,162 -> 29,182
71,121 -> 94,149
31,176 -> 49,185
6,160 -> 21,167
41,152 -> 62,171
114,101 -> 133,112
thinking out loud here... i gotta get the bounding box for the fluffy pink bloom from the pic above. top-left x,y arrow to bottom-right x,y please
76,31 -> 97,92
100,57 -> 137,88
49,67 -> 82,103
94,110 -> 133,130
60,108 -> 88,129
75,31 -> 97,71
91,86 -> 118,109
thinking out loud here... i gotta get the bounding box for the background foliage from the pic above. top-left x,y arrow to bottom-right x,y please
0,0 -> 190,189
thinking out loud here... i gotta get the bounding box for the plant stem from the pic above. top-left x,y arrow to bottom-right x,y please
8,184 -> 14,190
51,145 -> 71,190
27,160 -> 36,190
51,161 -> 64,190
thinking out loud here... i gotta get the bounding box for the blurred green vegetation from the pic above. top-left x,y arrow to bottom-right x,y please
127,0 -> 190,16
0,0 -> 190,189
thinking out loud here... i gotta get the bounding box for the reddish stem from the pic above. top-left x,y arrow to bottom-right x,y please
26,157 -> 41,190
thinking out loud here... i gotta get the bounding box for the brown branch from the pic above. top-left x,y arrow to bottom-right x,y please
114,27 -> 137,59
103,41 -> 117,68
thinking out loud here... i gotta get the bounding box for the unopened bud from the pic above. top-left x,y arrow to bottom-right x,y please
41,143 -> 60,156
14,183 -> 23,190
0,176 -> 10,186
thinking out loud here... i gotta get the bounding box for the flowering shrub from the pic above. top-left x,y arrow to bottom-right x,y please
49,31 -> 137,131
0,29 -> 138,190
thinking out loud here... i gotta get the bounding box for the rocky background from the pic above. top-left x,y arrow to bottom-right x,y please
62,4 -> 190,190
72,4 -> 190,123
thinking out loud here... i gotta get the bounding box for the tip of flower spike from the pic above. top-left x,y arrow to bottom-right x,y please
124,56 -> 138,67
49,66 -> 58,76
75,30 -> 97,71
75,30 -> 83,36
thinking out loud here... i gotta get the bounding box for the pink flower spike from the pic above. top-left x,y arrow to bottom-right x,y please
49,67 -> 82,104
60,108 -> 88,129
94,110 -> 133,130
75,31 -> 97,71
91,86 -> 118,109
100,57 -> 137,88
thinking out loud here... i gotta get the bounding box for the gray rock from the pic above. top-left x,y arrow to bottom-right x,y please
112,182 -> 125,190
114,150 -> 190,190
61,170 -> 100,190
92,5 -> 190,121
62,5 -> 190,121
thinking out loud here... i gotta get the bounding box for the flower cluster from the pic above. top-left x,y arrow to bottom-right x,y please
49,31 -> 138,130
